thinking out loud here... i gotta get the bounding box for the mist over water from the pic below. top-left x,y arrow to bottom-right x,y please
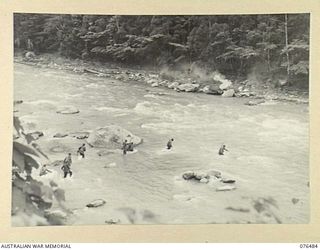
14,64 -> 309,224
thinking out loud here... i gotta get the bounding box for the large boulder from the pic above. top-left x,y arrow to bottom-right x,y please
87,125 -> 142,149
177,83 -> 200,92
221,89 -> 235,97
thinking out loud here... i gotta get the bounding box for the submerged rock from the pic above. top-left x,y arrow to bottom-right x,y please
216,185 -> 236,191
225,206 -> 250,213
76,135 -> 88,139
53,133 -> 68,138
56,106 -> 79,114
86,199 -> 106,208
69,132 -> 90,139
14,100 -> 23,105
221,179 -> 236,184
49,160 -> 64,167
105,219 -> 120,224
87,125 -> 142,149
221,89 -> 235,97
245,99 -> 265,106
97,149 -> 116,156
50,145 -> 70,153
292,198 -> 300,204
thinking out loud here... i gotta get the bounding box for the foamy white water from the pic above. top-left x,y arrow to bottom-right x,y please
14,63 -> 309,224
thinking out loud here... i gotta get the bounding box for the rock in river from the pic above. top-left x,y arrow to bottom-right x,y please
244,99 -> 265,106
14,100 -> 23,105
53,133 -> 68,138
200,178 -> 209,183
167,81 -> 180,89
216,185 -> 236,191
26,131 -> 44,141
292,198 -> 300,204
86,199 -> 106,208
225,206 -> 250,213
202,85 -> 223,95
208,170 -> 222,178
195,172 -> 210,180
182,171 -> 195,180
87,125 -> 142,149
44,209 -> 68,225
56,106 -> 79,114
69,132 -> 90,139
221,89 -> 235,97
151,82 -> 159,87
182,171 -> 210,183
177,83 -> 200,92
219,81 -> 232,90
221,179 -> 236,184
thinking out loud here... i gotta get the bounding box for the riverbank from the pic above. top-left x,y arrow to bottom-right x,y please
14,53 -> 309,105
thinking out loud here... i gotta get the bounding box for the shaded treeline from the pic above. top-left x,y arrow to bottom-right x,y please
14,14 -> 309,86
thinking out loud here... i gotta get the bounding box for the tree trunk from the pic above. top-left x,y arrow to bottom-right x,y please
267,49 -> 271,72
284,14 -> 290,82
208,17 -> 212,40
115,15 -> 120,32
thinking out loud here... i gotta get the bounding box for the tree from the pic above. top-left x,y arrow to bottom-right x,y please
284,14 -> 290,81
14,13 -> 309,86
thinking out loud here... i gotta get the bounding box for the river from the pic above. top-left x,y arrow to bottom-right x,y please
14,63 -> 309,224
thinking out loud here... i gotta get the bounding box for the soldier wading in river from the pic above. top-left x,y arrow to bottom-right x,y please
77,143 -> 86,158
61,153 -> 73,178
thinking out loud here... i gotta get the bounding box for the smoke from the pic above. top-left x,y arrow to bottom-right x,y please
159,63 -> 233,86
212,71 -> 233,86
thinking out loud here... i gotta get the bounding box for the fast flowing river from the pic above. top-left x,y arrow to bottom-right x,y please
14,63 -> 309,224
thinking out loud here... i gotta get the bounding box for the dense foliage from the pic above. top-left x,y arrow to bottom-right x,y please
12,116 -> 68,226
14,14 -> 309,86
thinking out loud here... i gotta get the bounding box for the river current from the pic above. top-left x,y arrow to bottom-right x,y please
14,63 -> 309,224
